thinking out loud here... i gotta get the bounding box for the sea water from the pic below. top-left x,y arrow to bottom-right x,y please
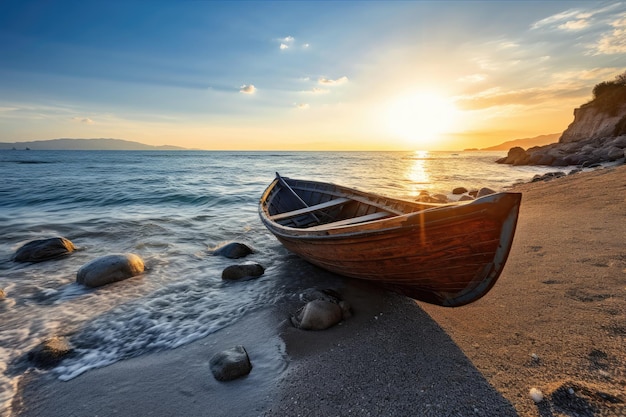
0,150 -> 563,414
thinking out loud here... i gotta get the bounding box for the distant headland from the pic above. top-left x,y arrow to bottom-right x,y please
0,138 -> 188,151
3,136 -> 562,152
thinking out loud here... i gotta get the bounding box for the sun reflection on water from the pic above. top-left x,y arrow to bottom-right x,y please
406,150 -> 431,197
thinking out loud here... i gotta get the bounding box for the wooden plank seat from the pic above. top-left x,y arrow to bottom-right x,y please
270,197 -> 350,221
306,211 -> 390,231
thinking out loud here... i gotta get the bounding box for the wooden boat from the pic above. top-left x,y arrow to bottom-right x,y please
259,173 -> 521,307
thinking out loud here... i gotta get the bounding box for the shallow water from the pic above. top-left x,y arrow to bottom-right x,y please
0,150 -> 564,415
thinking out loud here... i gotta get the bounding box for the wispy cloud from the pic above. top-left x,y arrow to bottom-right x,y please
318,76 -> 349,86
295,103 -> 310,110
302,87 -> 329,94
455,67 -> 620,111
458,73 -> 487,83
594,14 -> 626,54
531,9 -> 588,30
239,84 -> 256,94
72,117 -> 94,124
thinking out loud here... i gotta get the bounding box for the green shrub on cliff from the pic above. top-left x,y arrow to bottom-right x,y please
589,70 -> 626,116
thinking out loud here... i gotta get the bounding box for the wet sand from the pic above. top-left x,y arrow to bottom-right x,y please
14,164 -> 626,417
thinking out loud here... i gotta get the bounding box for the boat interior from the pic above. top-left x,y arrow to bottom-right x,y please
264,174 -> 434,230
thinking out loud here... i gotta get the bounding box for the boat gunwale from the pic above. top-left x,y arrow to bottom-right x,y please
260,177 -> 518,239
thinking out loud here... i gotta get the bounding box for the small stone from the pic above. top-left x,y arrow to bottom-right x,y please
458,195 -> 474,201
210,345 -> 252,381
452,187 -> 468,195
221,263 -> 264,281
292,299 -> 343,330
28,336 -> 73,368
529,387 -> 544,403
212,242 -> 253,259
476,187 -> 496,198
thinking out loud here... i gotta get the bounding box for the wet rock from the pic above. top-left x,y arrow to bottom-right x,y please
13,237 -> 75,263
531,172 -> 567,183
299,288 -> 342,303
28,336 -> 73,368
458,195 -> 474,201
431,194 -> 449,203
452,187 -> 468,195
77,253 -> 145,288
476,187 -> 496,198
212,242 -> 253,259
292,299 -> 343,330
221,263 -> 264,281
0,288 -> 5,300
210,345 -> 252,381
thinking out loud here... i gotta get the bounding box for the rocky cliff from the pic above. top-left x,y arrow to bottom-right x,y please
497,73 -> 626,167
559,102 -> 626,143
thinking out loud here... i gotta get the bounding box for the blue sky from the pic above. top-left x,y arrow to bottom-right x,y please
1,1 -> 625,150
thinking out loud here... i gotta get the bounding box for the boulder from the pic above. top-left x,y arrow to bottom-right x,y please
476,187 -> 496,198
452,187 -> 468,195
210,345 -> 252,381
497,146 -> 531,165
458,195 -> 474,201
77,254 -> 145,288
13,237 -> 75,263
212,242 -> 253,259
28,336 -> 73,368
291,299 -> 343,330
431,194 -> 449,203
221,263 -> 264,281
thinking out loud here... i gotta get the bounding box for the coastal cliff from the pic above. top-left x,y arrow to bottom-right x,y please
498,71 -> 626,167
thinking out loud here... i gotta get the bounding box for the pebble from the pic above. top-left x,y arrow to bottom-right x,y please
529,387 -> 544,403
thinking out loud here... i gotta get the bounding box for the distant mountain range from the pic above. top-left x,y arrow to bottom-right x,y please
1,134 -> 562,152
480,133 -> 561,151
0,138 -> 187,151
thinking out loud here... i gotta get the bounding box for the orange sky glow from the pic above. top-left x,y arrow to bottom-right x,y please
1,2 -> 625,150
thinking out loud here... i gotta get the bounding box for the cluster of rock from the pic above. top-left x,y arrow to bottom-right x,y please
415,186 -> 496,203
209,245 -> 352,381
12,237 -> 145,288
9,237 -> 353,381
496,135 -> 626,167
497,94 -> 626,167
8,237 -> 148,367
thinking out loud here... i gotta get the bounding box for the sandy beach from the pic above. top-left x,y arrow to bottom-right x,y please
13,164 -> 626,417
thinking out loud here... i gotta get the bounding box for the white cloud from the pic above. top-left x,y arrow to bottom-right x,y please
278,35 -> 296,50
296,103 -> 310,109
594,15 -> 626,54
239,84 -> 256,94
318,76 -> 349,86
558,19 -> 589,30
531,9 -> 583,30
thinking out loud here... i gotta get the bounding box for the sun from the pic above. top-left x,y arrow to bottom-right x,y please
385,91 -> 459,148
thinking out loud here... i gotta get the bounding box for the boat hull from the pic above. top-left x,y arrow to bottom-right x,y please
259,176 -> 521,307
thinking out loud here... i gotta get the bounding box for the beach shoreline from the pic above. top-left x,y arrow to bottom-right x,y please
13,164 -> 626,417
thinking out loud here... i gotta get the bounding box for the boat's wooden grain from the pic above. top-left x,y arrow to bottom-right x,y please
259,173 -> 521,307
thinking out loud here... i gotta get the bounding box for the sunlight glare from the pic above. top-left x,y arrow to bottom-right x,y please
406,150 -> 431,196
385,92 -> 459,148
